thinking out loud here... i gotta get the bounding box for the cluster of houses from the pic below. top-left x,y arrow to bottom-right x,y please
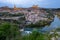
0,5 -> 49,23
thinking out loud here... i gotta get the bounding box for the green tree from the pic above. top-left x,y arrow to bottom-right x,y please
22,31 -> 45,40
0,22 -> 21,40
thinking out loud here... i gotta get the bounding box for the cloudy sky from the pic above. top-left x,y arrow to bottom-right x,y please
0,0 -> 60,8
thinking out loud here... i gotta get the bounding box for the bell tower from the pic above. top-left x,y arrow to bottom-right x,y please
14,5 -> 17,11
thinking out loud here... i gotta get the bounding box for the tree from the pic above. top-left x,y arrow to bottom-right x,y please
26,20 -> 51,28
22,31 -> 45,40
0,22 -> 21,40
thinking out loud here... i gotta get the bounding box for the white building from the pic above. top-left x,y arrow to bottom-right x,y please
25,11 -> 48,23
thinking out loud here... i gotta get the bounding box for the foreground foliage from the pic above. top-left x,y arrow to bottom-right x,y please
0,22 -> 20,40
0,22 -> 60,40
22,31 -> 46,40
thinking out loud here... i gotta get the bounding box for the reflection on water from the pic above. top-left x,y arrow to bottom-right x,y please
42,15 -> 60,31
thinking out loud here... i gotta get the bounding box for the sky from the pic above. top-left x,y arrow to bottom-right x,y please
0,0 -> 60,8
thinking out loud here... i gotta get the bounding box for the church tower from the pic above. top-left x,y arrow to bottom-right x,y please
13,5 -> 23,11
14,5 -> 17,11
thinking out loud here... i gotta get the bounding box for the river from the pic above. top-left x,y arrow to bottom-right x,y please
42,15 -> 60,31
21,15 -> 60,34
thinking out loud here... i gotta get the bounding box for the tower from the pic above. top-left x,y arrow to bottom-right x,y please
13,5 -> 23,11
14,5 -> 17,11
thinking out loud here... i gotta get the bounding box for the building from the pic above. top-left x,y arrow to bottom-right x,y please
32,5 -> 39,9
14,5 -> 23,11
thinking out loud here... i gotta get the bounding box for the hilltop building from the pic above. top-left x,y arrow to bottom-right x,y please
14,5 -> 23,11
32,5 -> 39,9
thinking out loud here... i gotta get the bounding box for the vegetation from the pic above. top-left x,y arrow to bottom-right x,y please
9,13 -> 24,17
0,12 -> 9,17
0,22 -> 60,40
56,28 -> 60,31
0,22 -> 21,40
0,12 -> 24,17
26,20 -> 51,28
0,22 -> 46,40
46,10 -> 54,18
0,12 -> 60,40
22,31 -> 45,40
